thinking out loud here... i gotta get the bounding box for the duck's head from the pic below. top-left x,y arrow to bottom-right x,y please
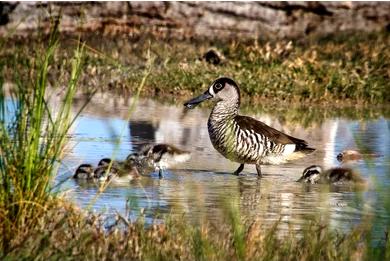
184,77 -> 240,109
73,163 -> 94,179
297,165 -> 323,184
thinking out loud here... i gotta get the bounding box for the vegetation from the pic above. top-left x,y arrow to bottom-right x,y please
1,197 -> 380,261
1,31 -> 389,106
0,22 -> 87,253
155,31 -> 390,105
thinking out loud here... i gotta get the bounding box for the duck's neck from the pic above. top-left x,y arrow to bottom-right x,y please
209,100 -> 239,122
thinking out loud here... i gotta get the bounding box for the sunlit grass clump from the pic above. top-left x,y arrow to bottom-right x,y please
0,197 -> 381,261
0,25 -> 85,252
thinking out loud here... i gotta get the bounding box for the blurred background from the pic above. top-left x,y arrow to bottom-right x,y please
1,2 -> 390,40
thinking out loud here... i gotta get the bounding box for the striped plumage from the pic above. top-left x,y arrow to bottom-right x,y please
184,77 -> 315,176
208,108 -> 308,166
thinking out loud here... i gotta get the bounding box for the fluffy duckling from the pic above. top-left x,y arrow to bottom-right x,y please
336,150 -> 363,162
297,165 -> 365,184
336,149 -> 379,163
130,143 -> 191,178
97,158 -> 116,167
73,164 -> 95,179
95,158 -> 140,182
93,165 -> 119,182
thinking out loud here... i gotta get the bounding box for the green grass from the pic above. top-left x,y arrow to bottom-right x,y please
0,22 -> 86,253
1,31 -> 389,106
83,31 -> 389,105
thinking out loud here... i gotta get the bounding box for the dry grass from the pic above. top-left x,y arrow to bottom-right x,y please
1,31 -> 389,106
1,197 -> 377,261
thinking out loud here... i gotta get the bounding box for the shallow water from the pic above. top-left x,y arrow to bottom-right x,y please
57,92 -> 389,235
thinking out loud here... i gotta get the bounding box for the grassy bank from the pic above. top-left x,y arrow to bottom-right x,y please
2,197 -> 381,261
1,31 -> 389,105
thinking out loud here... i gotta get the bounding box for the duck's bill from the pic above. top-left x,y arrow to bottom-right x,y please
183,91 -> 213,109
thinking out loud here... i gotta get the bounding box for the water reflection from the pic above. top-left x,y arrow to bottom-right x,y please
59,91 -> 389,236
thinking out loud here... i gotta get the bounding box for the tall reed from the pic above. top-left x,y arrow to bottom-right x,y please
0,24 -> 85,252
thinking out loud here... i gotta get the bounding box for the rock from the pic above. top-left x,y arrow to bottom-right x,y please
0,2 -> 389,40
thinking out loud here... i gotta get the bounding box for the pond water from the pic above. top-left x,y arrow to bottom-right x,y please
57,92 -> 389,235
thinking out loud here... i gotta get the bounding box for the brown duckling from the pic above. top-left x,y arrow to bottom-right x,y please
337,149 -> 379,163
337,150 -> 363,162
73,164 -> 94,179
97,158 -> 116,167
297,165 -> 365,184
95,158 -> 140,182
132,143 -> 191,178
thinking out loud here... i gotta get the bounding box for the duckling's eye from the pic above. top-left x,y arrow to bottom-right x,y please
215,83 -> 223,90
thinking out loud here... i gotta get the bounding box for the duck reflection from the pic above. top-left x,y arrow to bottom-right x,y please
129,120 -> 157,144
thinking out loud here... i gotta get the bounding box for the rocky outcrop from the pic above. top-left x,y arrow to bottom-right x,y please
1,2 -> 389,40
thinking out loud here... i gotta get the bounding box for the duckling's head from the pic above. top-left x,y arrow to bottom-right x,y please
73,163 -> 94,179
126,153 -> 141,165
297,165 -> 323,184
184,77 -> 240,109
98,158 -> 121,170
94,165 -> 119,182
98,158 -> 112,167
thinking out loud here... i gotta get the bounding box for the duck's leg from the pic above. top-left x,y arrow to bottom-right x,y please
233,164 -> 245,176
158,168 -> 164,179
255,163 -> 262,177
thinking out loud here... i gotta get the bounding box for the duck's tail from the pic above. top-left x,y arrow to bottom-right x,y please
298,146 -> 316,155
289,136 -> 316,155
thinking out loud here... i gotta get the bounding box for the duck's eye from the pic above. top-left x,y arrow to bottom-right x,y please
215,83 -> 223,90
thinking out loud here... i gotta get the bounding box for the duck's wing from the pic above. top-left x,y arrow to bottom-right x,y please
151,144 -> 190,156
138,144 -> 154,156
163,144 -> 190,155
235,115 -> 314,151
